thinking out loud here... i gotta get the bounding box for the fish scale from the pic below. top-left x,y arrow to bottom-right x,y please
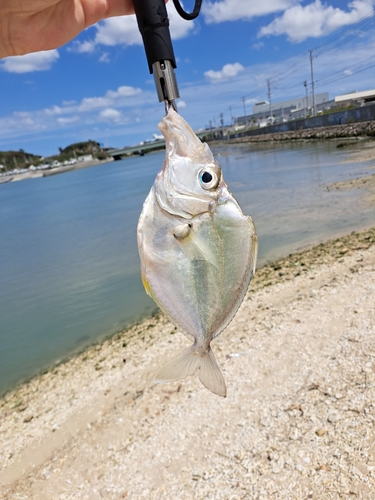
137,108 -> 257,397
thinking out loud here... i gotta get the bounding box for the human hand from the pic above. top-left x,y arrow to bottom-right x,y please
0,0 -> 134,59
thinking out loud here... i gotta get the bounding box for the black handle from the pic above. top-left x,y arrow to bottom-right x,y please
133,0 -> 177,74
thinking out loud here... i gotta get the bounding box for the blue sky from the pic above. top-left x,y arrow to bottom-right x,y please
0,0 -> 374,156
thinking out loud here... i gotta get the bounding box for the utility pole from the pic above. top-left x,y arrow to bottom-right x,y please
309,49 -> 316,116
267,79 -> 272,120
304,80 -> 309,117
229,105 -> 233,125
220,112 -> 224,137
242,96 -> 247,128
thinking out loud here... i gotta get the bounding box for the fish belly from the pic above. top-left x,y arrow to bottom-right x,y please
137,190 -> 257,344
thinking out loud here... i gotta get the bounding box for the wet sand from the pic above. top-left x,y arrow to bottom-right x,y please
1,142 -> 375,499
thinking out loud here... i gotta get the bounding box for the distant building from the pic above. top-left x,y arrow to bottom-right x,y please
78,154 -> 93,162
335,89 -> 375,106
236,92 -> 331,125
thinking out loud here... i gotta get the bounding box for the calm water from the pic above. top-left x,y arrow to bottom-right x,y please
1,141 -> 374,395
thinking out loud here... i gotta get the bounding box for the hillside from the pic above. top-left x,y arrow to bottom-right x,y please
0,140 -> 110,173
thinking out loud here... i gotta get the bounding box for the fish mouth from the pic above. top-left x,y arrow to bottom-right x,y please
158,108 -> 213,162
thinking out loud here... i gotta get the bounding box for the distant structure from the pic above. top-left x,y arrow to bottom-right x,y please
236,92 -> 331,126
335,89 -> 375,106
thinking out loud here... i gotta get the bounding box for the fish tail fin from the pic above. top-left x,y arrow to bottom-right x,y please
154,346 -> 200,384
154,346 -> 227,398
197,347 -> 227,398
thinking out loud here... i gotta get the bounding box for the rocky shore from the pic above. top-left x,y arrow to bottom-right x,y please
229,120 -> 375,143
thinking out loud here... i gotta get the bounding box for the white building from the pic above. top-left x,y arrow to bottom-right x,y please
253,93 -> 330,119
236,92 -> 331,125
335,89 -> 375,105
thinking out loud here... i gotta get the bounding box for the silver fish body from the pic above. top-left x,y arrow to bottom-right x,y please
137,108 -> 257,397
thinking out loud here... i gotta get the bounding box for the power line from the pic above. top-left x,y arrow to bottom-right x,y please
272,9 -> 375,91
228,10 -> 375,120
316,61 -> 375,88
314,9 -> 375,54
315,54 -> 375,85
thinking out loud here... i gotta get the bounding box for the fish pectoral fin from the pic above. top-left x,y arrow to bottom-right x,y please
174,226 -> 219,269
154,346 -> 227,398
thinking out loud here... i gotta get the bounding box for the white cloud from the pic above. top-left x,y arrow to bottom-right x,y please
57,116 -> 79,125
204,62 -> 244,83
73,4 -> 195,53
72,40 -> 96,54
13,111 -> 35,126
168,4 -> 197,39
78,85 -> 142,111
78,97 -> 110,112
99,108 -> 122,121
44,106 -> 63,116
259,0 -> 374,42
178,100 -> 187,108
106,86 -> 141,98
203,0 -> 296,23
1,50 -> 59,73
91,16 -> 141,47
99,52 -> 110,63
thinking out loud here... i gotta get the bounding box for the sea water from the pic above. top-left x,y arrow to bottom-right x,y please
1,140 -> 374,395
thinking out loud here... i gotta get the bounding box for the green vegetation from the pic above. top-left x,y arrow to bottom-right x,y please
0,149 -> 41,172
0,140 -> 111,173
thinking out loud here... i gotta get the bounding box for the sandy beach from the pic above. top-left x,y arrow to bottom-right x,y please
1,142 -> 375,499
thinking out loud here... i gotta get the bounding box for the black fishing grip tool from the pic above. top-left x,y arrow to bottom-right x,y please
133,0 -> 202,112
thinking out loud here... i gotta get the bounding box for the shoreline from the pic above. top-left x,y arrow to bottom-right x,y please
1,158 -> 113,183
2,224 -> 375,400
1,225 -> 375,498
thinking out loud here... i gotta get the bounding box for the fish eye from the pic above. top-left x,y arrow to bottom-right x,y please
198,167 -> 220,190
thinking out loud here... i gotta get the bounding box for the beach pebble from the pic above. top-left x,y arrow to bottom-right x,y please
327,413 -> 341,423
316,428 -> 328,437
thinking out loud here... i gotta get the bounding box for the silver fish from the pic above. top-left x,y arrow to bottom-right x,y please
137,108 -> 257,397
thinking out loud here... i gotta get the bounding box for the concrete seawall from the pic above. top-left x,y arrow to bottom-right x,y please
229,102 -> 375,143
229,120 -> 375,143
